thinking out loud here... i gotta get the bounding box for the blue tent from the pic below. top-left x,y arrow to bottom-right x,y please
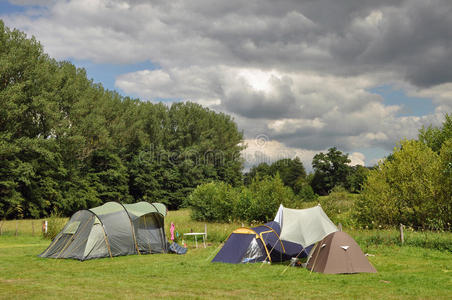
212,221 -> 312,264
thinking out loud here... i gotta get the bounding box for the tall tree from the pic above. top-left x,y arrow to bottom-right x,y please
311,147 -> 351,195
418,113 -> 452,153
0,21 -> 245,217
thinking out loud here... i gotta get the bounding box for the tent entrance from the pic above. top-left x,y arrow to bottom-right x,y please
135,213 -> 165,254
242,238 -> 265,263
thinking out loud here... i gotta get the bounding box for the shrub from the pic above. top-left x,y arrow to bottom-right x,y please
188,174 -> 300,223
187,181 -> 240,222
246,174 -> 298,223
354,140 -> 449,229
298,184 -> 318,202
43,210 -> 66,240
319,186 -> 355,226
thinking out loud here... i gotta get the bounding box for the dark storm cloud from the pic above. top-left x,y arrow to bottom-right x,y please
7,0 -> 452,88
3,0 -> 450,159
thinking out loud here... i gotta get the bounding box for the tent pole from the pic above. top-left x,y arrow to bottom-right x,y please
259,233 -> 272,263
280,244 -> 307,275
68,235 -> 94,259
205,241 -> 225,261
100,224 -> 113,258
117,202 -> 141,255
260,239 -> 278,268
143,215 -> 152,254
261,225 -> 285,252
40,234 -> 62,257
56,216 -> 93,259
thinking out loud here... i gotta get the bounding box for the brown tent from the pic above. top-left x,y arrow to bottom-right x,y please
306,231 -> 377,274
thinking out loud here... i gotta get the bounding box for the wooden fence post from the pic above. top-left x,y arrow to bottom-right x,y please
15,220 -> 18,236
399,223 -> 404,245
205,223 -> 207,240
338,223 -> 342,232
0,219 -> 4,236
32,220 -> 35,236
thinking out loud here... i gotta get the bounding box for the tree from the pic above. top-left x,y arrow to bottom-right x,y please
0,21 -> 245,217
270,157 -> 307,192
244,157 -> 307,193
311,147 -> 351,195
355,140 -> 447,229
244,163 -> 271,185
346,165 -> 371,193
418,113 -> 452,153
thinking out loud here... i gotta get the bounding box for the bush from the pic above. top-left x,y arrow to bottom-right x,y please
246,174 -> 298,223
188,174 -> 301,223
187,182 -> 240,222
43,211 -> 66,240
354,140 -> 450,229
298,184 -> 318,202
319,186 -> 355,226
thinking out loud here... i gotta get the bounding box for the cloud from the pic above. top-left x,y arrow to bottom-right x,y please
349,152 -> 366,166
2,0 -> 451,167
117,66 -> 438,153
4,0 -> 452,86
241,138 -> 319,171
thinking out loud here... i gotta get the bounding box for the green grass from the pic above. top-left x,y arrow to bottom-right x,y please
1,209 -> 451,299
165,209 -> 249,244
0,235 -> 451,299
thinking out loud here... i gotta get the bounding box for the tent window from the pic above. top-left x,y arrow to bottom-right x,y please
62,221 -> 80,234
242,238 -> 264,263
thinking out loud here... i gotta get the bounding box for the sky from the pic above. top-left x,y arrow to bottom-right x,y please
2,0 -> 451,171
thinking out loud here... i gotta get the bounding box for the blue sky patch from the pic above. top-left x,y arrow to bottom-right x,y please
0,1 -> 26,14
69,59 -> 158,95
370,85 -> 435,117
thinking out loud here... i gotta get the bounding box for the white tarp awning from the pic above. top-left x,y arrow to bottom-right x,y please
277,205 -> 338,247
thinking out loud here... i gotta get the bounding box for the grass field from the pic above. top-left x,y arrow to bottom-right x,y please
1,210 -> 451,299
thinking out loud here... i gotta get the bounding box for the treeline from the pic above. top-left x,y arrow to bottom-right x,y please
244,149 -> 370,198
0,21 -> 243,219
191,152 -> 370,223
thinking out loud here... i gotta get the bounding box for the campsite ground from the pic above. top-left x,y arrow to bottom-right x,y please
0,210 -> 451,299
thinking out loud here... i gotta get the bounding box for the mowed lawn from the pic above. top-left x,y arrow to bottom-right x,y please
0,209 -> 451,299
0,236 -> 451,299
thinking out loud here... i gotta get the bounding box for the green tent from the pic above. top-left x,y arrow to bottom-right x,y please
39,202 -> 168,261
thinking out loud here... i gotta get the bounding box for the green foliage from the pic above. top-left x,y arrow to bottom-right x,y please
188,175 -> 299,223
437,138 -> 452,228
188,181 -> 240,222
246,174 -> 298,222
311,147 -> 351,195
355,140 -> 451,229
297,184 -> 318,202
0,21 -> 244,217
319,186 -> 356,226
43,210 -> 66,240
244,157 -> 308,195
346,165 -> 370,193
418,113 -> 452,152
352,228 -> 452,252
310,147 -> 370,195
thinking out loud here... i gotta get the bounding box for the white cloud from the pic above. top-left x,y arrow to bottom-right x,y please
116,65 -> 442,154
241,138 -> 319,171
2,0 -> 451,168
348,152 -> 366,166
